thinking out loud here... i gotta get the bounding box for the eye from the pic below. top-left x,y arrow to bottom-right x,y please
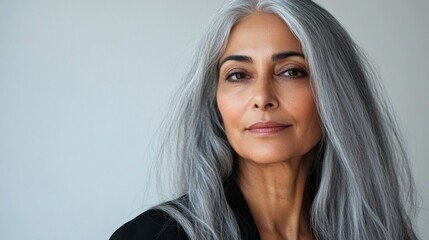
280,68 -> 307,78
226,72 -> 250,82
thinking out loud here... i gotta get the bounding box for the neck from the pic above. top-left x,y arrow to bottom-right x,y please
237,153 -> 315,240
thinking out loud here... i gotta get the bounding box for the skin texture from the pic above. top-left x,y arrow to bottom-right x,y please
217,12 -> 322,240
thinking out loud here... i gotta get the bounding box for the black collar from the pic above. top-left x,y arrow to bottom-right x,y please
224,177 -> 261,240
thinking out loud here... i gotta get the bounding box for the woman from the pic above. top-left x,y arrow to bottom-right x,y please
111,0 -> 417,239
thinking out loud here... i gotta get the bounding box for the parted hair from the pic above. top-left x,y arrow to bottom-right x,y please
155,0 -> 418,239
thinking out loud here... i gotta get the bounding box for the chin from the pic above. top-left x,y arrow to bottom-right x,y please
239,151 -> 298,165
237,146 -> 318,166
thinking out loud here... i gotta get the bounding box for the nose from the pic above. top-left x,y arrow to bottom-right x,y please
252,76 -> 279,111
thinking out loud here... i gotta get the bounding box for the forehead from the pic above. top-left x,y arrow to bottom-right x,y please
222,12 -> 302,57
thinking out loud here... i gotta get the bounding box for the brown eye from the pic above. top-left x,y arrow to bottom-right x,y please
281,68 -> 307,78
226,72 -> 250,82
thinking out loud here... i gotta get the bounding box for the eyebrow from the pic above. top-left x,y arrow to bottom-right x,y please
219,51 -> 305,68
272,51 -> 305,61
219,55 -> 253,67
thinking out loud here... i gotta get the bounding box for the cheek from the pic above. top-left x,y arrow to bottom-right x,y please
291,93 -> 322,143
216,88 -> 246,148
217,91 -> 238,130
305,107 -> 322,142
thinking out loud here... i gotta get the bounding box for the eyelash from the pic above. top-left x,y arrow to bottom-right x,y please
280,68 -> 308,78
225,67 -> 307,82
225,71 -> 250,81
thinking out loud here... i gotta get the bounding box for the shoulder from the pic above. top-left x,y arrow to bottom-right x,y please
109,208 -> 188,240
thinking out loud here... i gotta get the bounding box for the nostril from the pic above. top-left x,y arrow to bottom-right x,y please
254,102 -> 275,110
253,100 -> 277,110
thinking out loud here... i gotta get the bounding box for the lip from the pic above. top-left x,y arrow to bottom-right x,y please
246,121 -> 290,134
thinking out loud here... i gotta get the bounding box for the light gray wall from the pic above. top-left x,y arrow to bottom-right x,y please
0,0 -> 427,239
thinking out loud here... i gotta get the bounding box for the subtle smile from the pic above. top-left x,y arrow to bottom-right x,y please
246,121 -> 290,134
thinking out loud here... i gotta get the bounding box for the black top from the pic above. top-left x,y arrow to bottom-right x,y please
110,178 -> 261,240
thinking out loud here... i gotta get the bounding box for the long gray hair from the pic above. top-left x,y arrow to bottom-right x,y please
154,0 -> 418,239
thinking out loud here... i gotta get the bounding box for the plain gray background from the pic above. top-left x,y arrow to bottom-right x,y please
1,0 -> 428,239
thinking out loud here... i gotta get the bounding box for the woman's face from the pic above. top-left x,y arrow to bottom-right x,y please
216,12 -> 322,164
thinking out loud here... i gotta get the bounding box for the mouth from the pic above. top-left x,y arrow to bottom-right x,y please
245,121 -> 290,134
